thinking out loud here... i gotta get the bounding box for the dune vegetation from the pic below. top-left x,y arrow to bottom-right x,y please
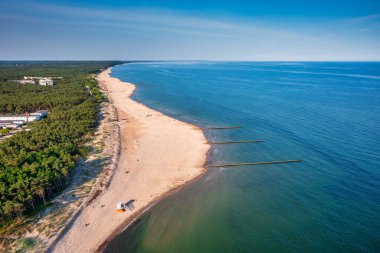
0,61 -> 120,227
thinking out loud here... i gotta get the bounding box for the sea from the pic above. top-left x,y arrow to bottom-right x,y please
105,62 -> 380,253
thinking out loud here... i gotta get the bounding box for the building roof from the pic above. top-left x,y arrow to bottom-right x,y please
0,120 -> 17,124
0,120 -> 23,125
30,110 -> 48,115
1,110 -> 48,117
0,115 -> 28,118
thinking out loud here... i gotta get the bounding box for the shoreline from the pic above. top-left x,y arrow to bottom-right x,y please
96,162 -> 209,253
51,67 -> 210,253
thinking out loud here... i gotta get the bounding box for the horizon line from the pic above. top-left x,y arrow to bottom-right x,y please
1,59 -> 380,63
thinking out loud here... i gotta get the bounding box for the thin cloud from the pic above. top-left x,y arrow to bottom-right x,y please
0,0 -> 320,42
346,13 -> 380,24
0,0 -> 379,60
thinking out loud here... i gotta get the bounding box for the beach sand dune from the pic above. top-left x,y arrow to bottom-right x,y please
51,68 -> 210,253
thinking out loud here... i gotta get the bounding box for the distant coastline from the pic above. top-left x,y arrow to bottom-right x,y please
51,67 -> 210,252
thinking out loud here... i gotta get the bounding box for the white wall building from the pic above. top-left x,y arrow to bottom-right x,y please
24,76 -> 63,80
8,77 -> 60,85
29,110 -> 48,120
9,80 -> 35,84
0,120 -> 24,129
39,79 -> 54,86
0,110 -> 48,124
24,76 -> 41,80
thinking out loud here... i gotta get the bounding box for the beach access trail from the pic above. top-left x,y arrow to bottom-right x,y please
51,68 -> 210,253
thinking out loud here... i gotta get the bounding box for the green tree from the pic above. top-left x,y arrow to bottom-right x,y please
0,128 -> 10,135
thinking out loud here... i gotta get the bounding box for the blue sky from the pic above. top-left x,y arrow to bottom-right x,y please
1,0 -> 380,60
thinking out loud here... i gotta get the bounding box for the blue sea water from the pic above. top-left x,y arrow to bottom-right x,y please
105,62 -> 380,253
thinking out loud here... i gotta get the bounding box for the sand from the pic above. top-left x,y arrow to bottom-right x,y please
51,68 -> 210,253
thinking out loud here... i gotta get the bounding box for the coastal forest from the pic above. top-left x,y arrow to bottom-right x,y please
0,62 -> 120,225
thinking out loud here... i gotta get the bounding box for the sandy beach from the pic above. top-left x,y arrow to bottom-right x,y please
51,68 -> 210,253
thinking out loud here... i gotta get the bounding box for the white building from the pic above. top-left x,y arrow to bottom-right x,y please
0,115 -> 31,122
8,77 -> 61,85
0,110 -> 48,124
24,76 -> 63,80
0,120 -> 24,129
9,80 -> 35,84
39,79 -> 54,86
29,110 -> 48,120
24,76 -> 41,80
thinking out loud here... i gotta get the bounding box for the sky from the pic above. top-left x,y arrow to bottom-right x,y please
0,0 -> 380,61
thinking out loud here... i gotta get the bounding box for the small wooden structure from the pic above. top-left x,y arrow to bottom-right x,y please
204,126 -> 242,130
206,160 -> 302,168
209,140 -> 264,145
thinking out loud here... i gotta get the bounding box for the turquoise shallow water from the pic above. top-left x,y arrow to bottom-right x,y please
105,62 -> 380,253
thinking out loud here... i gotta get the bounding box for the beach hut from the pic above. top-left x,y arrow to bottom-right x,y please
116,201 -> 125,212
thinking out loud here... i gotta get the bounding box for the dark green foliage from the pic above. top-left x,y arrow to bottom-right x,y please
0,128 -> 10,135
0,61 -> 121,223
15,237 -> 37,252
